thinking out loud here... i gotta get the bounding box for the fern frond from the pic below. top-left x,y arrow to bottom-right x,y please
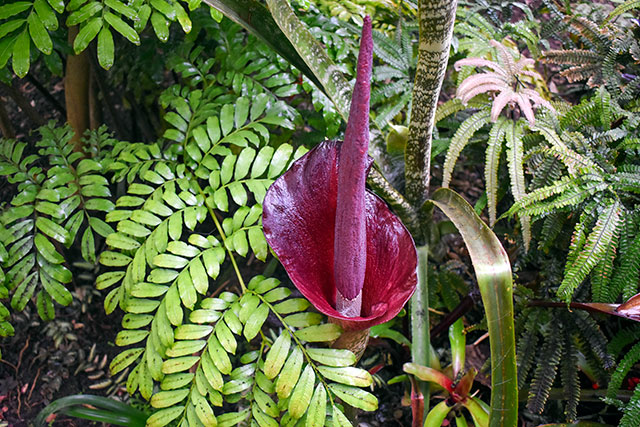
442,109 -> 491,187
542,49 -> 601,66
607,341 -> 640,400
605,0 -> 640,24
591,227 -> 618,302
610,220 -> 640,301
538,211 -> 567,252
517,309 -> 543,388
530,155 -> 564,190
568,17 -> 610,52
608,325 -> 640,357
561,329 -> 579,422
571,311 -> 614,370
620,385 -> 640,427
559,200 -> 623,302
485,116 -> 508,226
560,93 -> 605,130
527,323 -> 564,413
505,120 -> 531,249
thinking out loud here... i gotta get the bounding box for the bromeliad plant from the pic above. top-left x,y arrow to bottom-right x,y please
263,16 -> 418,353
404,320 -> 490,427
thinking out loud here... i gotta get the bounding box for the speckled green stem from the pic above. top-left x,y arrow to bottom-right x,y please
405,0 -> 458,207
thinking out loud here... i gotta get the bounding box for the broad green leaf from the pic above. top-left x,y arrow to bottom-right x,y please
27,12 -> 52,54
146,406 -> 184,427
267,144 -> 293,179
40,271 -> 72,305
100,251 -> 133,267
248,227 -> 268,261
0,2 -> 31,20
306,348 -> 355,367
73,17 -> 102,54
216,321 -> 237,354
317,367 -> 372,387
81,227 -> 96,263
11,272 -> 38,311
122,313 -> 153,330
107,232 -> 140,250
66,2 -> 103,26
36,217 -> 70,245
166,340 -> 205,358
109,347 -> 144,375
131,282 -> 168,298
12,29 -> 30,78
104,0 -> 137,19
275,346 -> 303,399
174,324 -> 212,340
154,253 -> 188,269
34,233 -> 64,264
104,12 -> 140,45
429,188 -> 517,427
306,383 -> 327,427
151,389 -> 189,408
283,312 -> 323,328
115,329 -> 149,346
331,405 -> 351,427
243,303 -> 269,340
288,364 -> 315,419
46,0 -> 64,13
425,400 -> 453,427
208,335 -> 232,374
295,323 -> 342,342
162,356 -> 199,374
263,331 -> 290,379
36,289 -> 54,321
0,19 -> 25,40
96,271 -> 125,290
97,26 -> 114,69
273,298 -> 310,314
327,383 -> 378,411
201,352 -> 223,391
254,387 -> 279,417
150,11 -> 169,42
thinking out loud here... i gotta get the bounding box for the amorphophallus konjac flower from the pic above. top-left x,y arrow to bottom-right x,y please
262,16 -> 418,336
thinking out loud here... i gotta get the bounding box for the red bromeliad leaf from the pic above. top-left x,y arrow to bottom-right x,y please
262,141 -> 417,330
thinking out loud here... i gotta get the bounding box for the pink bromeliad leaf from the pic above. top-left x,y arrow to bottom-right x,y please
262,16 -> 417,331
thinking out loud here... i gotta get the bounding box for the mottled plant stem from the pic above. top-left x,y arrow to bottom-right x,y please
405,0 -> 458,207
410,245 -> 430,423
407,2 -> 458,423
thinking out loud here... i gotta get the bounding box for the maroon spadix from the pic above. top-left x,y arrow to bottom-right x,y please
262,16 -> 417,332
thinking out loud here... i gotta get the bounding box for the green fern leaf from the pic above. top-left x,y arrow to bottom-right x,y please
620,385 -> 640,427
559,200 -> 623,302
505,120 -> 531,249
560,329 -> 579,422
607,341 -> 640,400
485,116 -> 508,226
527,323 -> 564,413
443,109 -> 491,187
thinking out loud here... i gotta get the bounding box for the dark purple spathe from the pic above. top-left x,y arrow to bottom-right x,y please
261,16 -> 417,331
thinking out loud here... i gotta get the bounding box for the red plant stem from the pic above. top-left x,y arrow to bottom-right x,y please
334,16 -> 372,316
